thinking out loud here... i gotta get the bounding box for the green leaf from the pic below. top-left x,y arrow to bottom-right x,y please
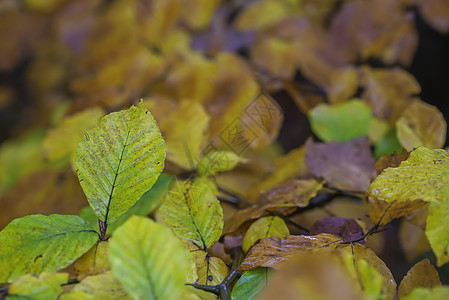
242,216 -> 289,253
109,216 -> 189,300
197,150 -> 242,176
374,127 -> 403,158
70,272 -> 130,300
7,272 -> 68,300
79,174 -> 174,234
231,267 -> 270,300
75,102 -> 165,225
59,291 -> 98,300
367,147 -> 449,203
157,177 -> 224,249
402,286 -> 449,300
0,215 -> 98,282
308,99 -> 372,142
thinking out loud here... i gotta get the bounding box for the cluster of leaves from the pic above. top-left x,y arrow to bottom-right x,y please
2,0 -> 449,299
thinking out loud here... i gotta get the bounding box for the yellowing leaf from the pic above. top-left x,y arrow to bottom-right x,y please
74,241 -> 109,281
242,216 -> 289,253
71,272 -> 130,300
197,151 -> 242,176
368,198 -> 427,226
197,256 -> 228,286
367,147 -> 449,203
231,267 -> 270,300
398,259 -> 441,299
8,272 -> 68,300
108,216 -> 189,300
0,215 -> 98,282
239,234 -> 342,271
59,290 -> 98,300
308,100 -> 372,143
235,0 -> 289,31
76,102 -> 165,224
396,100 -> 446,151
42,108 -> 104,164
182,285 -> 217,300
158,178 -> 223,249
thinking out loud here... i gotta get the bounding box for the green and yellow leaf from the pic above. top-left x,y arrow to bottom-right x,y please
76,102 -> 165,224
7,272 -> 68,300
0,214 -> 98,282
242,216 -> 289,253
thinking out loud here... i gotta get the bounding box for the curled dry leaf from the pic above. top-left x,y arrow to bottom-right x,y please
374,149 -> 410,177
398,259 -> 441,299
239,233 -> 342,271
305,138 -> 375,192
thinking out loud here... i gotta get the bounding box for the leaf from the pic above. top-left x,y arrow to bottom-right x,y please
74,241 -> 109,280
398,259 -> 441,299
7,272 -> 68,300
197,151 -> 242,176
368,198 -> 427,226
158,177 -> 223,249
156,101 -> 210,170
59,291 -> 98,300
426,201 -> 449,266
260,250 -> 366,300
197,256 -> 228,286
239,234 -> 343,271
108,216 -> 190,300
402,286 -> 449,300
308,99 -> 372,142
242,216 -> 289,253
78,174 -> 174,234
182,285 -> 218,300
0,214 -> 98,282
75,102 -> 165,224
231,267 -> 270,300
396,100 -> 446,151
367,147 -> 449,203
305,138 -> 375,192
71,272 -> 130,300
309,216 -> 364,243
374,127 -> 403,158
416,0 -> 449,34
42,107 -> 104,164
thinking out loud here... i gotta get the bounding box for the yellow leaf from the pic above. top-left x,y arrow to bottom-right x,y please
8,272 -> 68,300
242,216 -> 289,253
367,147 -> 449,203
426,200 -> 449,266
197,151 -> 242,176
71,272 -> 131,300
74,241 -> 110,281
396,99 -> 446,151
197,256 -> 228,286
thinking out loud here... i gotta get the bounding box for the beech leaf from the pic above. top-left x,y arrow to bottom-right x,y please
398,259 -> 441,299
75,102 -> 165,224
242,216 -> 289,253
308,100 -> 372,143
158,177 -> 223,249
231,267 -> 270,300
70,272 -> 130,300
367,147 -> 449,203
197,256 -> 228,286
0,214 -> 98,282
7,272 -> 68,300
108,216 -> 189,300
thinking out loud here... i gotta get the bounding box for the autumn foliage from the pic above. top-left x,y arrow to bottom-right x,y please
1,0 -> 449,299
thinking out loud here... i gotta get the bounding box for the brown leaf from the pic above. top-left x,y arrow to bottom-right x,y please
374,149 -> 409,177
399,220 -> 431,261
398,259 -> 442,299
310,216 -> 364,243
239,234 -> 342,271
305,138 -> 375,192
327,67 -> 359,104
368,197 -> 426,226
